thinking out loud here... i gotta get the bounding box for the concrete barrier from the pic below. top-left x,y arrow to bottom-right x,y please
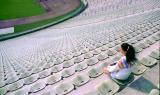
0,27 -> 14,35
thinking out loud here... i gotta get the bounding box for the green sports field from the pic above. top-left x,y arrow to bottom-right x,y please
0,0 -> 45,20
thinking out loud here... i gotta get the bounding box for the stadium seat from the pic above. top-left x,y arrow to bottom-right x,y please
38,70 -> 51,79
61,68 -> 75,78
72,74 -> 90,87
111,74 -> 134,86
84,90 -> 102,95
41,91 -> 56,95
74,55 -> 85,63
134,45 -> 143,53
149,89 -> 159,95
81,48 -> 89,54
97,52 -> 109,61
138,42 -> 150,49
131,60 -> 147,75
8,80 -> 24,91
63,60 -> 74,68
50,65 -> 63,73
151,35 -> 160,41
31,67 -> 43,74
108,43 -> 116,48
12,88 -> 29,95
86,57 -> 99,66
136,36 -> 143,41
140,56 -> 158,67
64,54 -> 73,61
149,50 -> 160,60
144,39 -> 156,45
24,74 -> 39,85
121,37 -> 128,42
0,86 -> 8,95
54,82 -> 74,95
88,67 -> 103,78
111,53 -> 122,62
54,58 -> 64,65
5,75 -> 19,84
88,45 -> 96,51
92,49 -> 101,55
84,52 -> 94,59
19,71 -> 32,79
131,32 -> 137,37
43,62 -> 55,69
75,62 -> 88,72
73,51 -> 82,57
96,79 -> 119,95
29,81 -> 46,93
140,33 -> 148,39
114,40 -> 121,45
100,45 -> 108,51
95,43 -> 103,48
47,73 -> 61,85
0,80 -> 5,88
107,49 -> 117,56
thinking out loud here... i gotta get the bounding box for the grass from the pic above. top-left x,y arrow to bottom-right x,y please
15,2 -> 84,33
0,0 -> 45,20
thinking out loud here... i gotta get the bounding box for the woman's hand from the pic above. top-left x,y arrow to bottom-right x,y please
103,67 -> 110,74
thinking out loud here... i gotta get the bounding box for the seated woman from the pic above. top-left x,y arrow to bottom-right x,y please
103,43 -> 136,80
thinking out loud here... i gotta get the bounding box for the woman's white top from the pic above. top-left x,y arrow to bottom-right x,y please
108,56 -> 131,80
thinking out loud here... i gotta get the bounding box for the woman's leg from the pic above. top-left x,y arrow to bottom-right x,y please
113,69 -> 131,80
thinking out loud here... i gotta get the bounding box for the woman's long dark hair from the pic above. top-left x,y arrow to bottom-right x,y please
121,43 -> 137,63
